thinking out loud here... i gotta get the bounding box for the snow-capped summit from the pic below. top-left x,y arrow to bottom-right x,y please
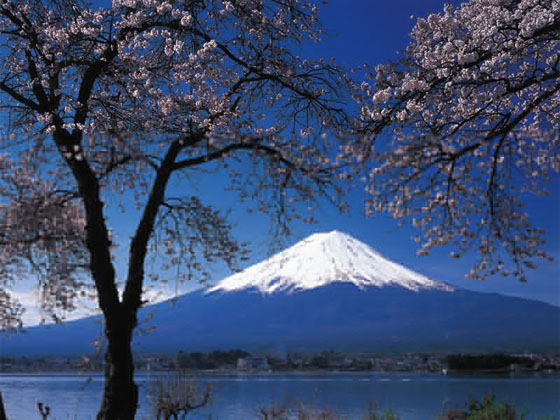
209,230 -> 452,294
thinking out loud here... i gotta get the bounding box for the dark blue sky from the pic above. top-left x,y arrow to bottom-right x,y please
109,0 -> 558,306
111,0 -> 556,306
196,0 -> 558,306
291,0 -> 560,305
13,0 -> 558,307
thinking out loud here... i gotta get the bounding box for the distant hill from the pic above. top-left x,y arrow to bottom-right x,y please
2,231 -> 559,355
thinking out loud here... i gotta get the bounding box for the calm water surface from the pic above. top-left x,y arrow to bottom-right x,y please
1,371 -> 558,419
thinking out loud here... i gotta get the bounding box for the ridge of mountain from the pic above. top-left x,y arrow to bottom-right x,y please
2,231 -> 559,356
3,283 -> 559,355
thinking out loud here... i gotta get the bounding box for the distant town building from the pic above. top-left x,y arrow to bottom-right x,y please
237,357 -> 270,371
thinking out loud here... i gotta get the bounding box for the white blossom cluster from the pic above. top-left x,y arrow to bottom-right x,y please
359,0 -> 559,280
0,0 -> 347,223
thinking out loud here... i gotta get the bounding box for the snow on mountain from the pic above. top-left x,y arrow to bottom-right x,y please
14,230 -> 450,327
14,290 -> 100,327
5,231 -> 560,355
16,288 -> 172,327
209,230 -> 453,293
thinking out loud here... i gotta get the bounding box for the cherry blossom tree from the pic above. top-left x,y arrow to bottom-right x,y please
0,0 -> 352,418
358,0 -> 559,282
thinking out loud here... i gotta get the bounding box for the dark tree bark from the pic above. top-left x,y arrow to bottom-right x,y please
0,392 -> 7,420
53,128 -> 141,419
97,313 -> 138,419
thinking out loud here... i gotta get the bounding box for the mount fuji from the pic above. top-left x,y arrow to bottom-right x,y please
2,231 -> 559,355
208,231 -> 452,293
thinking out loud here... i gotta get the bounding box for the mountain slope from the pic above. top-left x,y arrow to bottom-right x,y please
2,231 -> 559,355
160,285 -> 560,351
3,284 -> 558,355
210,230 -> 451,293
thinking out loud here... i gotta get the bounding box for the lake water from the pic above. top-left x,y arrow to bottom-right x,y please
1,371 -> 559,419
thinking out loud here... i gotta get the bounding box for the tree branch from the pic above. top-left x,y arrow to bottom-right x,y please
0,81 -> 40,111
122,139 -> 183,313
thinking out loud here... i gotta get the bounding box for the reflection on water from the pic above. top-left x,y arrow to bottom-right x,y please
0,371 -> 558,419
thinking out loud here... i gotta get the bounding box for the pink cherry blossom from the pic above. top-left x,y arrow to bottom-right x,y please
357,0 -> 559,281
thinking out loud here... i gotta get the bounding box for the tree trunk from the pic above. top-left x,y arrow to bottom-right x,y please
97,316 -> 138,420
0,392 -> 7,420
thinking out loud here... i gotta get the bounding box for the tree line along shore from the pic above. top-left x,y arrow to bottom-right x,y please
1,350 -> 559,374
